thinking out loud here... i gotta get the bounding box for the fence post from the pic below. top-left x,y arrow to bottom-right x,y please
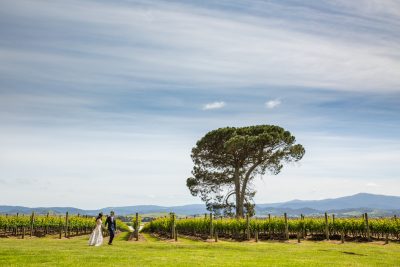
341,230 -> 344,243
174,213 -> 178,241
364,213 -> 370,241
45,212 -> 49,236
214,229 -> 218,242
268,214 -> 272,240
135,212 -> 139,241
171,213 -> 176,240
255,230 -> 259,242
324,212 -> 329,240
14,213 -> 19,236
246,213 -> 250,240
284,213 -> 289,240
22,224 -> 25,239
5,214 -> 7,234
30,212 -> 35,237
209,213 -> 213,239
59,215 -> 62,239
76,213 -> 80,236
65,212 -> 69,238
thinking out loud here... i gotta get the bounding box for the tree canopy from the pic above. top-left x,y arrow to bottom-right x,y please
186,125 -> 305,218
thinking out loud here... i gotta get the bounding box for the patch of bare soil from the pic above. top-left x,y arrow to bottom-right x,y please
128,233 -> 147,242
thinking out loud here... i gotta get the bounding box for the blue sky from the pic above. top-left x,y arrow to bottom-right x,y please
0,0 -> 399,209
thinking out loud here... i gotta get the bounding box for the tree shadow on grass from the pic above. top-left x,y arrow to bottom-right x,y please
341,251 -> 366,256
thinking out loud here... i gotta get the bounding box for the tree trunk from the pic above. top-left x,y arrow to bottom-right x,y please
238,192 -> 245,218
238,161 -> 261,218
234,168 -> 242,218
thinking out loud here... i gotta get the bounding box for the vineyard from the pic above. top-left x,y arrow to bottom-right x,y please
0,213 -> 129,238
142,213 -> 400,243
1,212 -> 399,266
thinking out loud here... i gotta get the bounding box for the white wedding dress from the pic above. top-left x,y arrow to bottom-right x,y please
88,218 -> 103,246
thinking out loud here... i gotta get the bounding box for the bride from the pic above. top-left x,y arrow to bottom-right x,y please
89,213 -> 104,246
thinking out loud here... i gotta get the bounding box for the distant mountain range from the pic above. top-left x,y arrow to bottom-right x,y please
1,193 -> 399,217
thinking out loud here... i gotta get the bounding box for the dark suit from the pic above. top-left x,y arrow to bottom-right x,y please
105,216 -> 117,244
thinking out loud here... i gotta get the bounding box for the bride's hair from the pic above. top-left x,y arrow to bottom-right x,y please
96,212 -> 103,221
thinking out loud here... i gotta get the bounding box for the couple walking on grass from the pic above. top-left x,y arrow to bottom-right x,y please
88,211 -> 117,246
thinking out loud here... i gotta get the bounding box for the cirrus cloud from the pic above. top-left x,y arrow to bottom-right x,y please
265,99 -> 281,109
203,101 -> 226,110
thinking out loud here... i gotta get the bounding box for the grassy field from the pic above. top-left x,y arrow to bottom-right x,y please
0,233 -> 399,266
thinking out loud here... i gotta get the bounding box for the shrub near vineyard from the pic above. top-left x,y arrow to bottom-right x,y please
142,214 -> 400,241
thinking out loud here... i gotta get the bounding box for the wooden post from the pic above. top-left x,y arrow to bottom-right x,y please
364,213 -> 370,241
16,212 -> 19,237
385,233 -> 389,244
284,213 -> 289,240
135,212 -> 139,241
59,215 -> 62,239
76,213 -> 80,236
324,212 -> 329,240
255,230 -> 259,242
332,214 -> 335,236
209,213 -> 213,239
171,213 -> 176,240
301,214 -> 305,238
30,212 -> 35,237
268,214 -> 272,240
45,212 -> 49,236
246,213 -> 250,240
21,214 -> 26,239
65,212 -> 69,238
4,214 -> 8,235
297,232 -> 301,243
341,230 -> 344,243
14,213 -> 19,236
215,229 -> 218,242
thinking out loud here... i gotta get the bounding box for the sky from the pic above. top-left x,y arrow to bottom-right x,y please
0,0 -> 399,209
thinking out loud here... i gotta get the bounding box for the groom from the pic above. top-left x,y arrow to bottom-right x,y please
105,211 -> 117,245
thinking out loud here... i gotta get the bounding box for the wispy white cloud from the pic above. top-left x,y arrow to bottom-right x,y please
1,0 -> 399,92
265,99 -> 281,109
366,182 -> 378,187
203,101 -> 226,110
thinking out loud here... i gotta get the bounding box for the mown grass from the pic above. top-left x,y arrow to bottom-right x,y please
0,233 -> 399,266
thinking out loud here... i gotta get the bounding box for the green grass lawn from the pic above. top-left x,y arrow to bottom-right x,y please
0,233 -> 399,266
